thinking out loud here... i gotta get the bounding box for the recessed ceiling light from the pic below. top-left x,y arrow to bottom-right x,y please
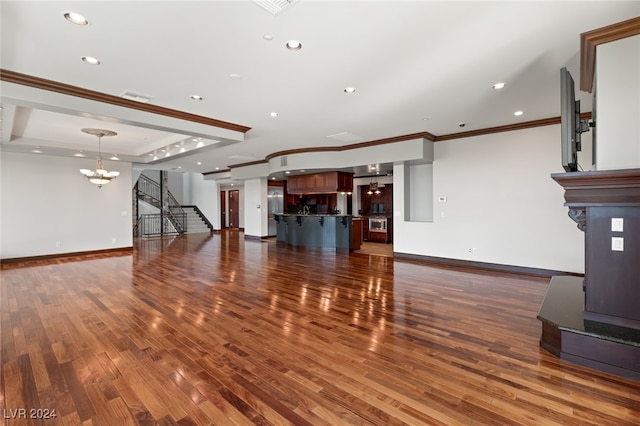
271,177 -> 276,180
285,171 -> 291,174
344,87 -> 356,94
74,151 -> 85,157
286,40 -> 302,51
270,112 -> 279,118
191,95 -> 203,100
82,56 -> 100,65
492,82 -> 505,90
229,73 -> 242,79
215,167 -> 220,170
300,169 -> 305,172
514,110 -> 524,116
197,162 -> 202,165
110,155 -> 119,160
64,12 -> 88,25
263,34 -> 274,40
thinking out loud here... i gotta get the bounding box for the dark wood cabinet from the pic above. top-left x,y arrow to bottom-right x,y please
287,171 -> 353,194
367,217 -> 393,243
352,218 -> 363,250
363,217 -> 369,241
360,184 -> 393,216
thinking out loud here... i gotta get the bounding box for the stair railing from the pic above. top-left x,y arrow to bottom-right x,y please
137,214 -> 180,237
136,175 -> 187,234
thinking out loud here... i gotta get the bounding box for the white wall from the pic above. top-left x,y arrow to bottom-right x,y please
167,171 -> 185,204
407,163 -> 434,222
243,178 -> 268,238
595,34 -> 640,170
1,152 -> 133,259
185,173 -> 219,229
394,125 -> 589,274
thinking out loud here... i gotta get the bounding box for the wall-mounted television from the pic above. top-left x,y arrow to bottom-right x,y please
560,67 -> 594,172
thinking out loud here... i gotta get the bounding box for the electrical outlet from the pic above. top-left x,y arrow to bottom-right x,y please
611,218 -> 623,232
612,237 -> 624,251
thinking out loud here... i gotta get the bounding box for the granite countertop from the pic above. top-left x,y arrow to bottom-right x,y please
274,213 -> 351,217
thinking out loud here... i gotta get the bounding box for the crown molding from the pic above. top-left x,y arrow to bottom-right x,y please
0,69 -> 252,133
580,16 -> 640,93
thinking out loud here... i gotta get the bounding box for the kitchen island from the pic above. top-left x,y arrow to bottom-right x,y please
273,214 -> 357,251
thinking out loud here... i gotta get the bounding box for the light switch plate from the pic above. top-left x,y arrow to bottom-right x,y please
611,237 -> 624,251
611,218 -> 624,232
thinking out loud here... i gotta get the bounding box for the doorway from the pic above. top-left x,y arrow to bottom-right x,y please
228,190 -> 240,228
220,191 -> 227,228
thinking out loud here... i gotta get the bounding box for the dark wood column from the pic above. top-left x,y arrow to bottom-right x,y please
551,168 -> 640,330
537,168 -> 640,380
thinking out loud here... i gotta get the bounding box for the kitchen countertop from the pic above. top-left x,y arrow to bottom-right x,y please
273,213 -> 352,217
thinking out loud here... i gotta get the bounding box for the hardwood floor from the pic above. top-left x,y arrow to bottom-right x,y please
1,231 -> 639,425
353,242 -> 393,257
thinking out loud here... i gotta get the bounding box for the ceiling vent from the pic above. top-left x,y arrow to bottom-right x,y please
120,90 -> 153,103
280,156 -> 288,167
252,0 -> 296,16
327,132 -> 364,143
228,154 -> 257,161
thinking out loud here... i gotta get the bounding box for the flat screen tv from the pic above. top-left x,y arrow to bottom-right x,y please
560,67 -> 593,172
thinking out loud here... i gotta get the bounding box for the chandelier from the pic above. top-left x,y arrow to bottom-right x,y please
367,181 -> 381,195
79,128 -> 120,188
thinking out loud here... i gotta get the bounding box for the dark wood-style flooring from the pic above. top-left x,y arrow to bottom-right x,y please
1,231 -> 639,425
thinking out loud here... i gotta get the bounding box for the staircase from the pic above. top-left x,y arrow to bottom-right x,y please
135,175 -> 213,236
179,206 -> 213,234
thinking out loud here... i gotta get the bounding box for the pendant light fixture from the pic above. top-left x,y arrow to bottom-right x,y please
79,128 -> 120,188
367,181 -> 381,195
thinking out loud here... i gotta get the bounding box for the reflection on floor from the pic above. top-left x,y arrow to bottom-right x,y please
354,241 -> 393,257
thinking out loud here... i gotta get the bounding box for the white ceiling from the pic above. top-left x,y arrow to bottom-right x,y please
1,1 -> 639,178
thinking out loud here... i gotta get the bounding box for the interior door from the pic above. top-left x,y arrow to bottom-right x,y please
220,190 -> 227,228
229,190 -> 239,228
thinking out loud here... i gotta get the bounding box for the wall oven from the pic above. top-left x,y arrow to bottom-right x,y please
369,217 -> 387,232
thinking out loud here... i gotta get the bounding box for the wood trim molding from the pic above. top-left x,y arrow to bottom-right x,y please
202,168 -> 231,176
221,115 -> 591,173
228,159 -> 269,169
393,252 -> 581,279
0,69 -> 252,133
264,132 -> 436,161
436,113 -> 592,142
1,246 -> 133,269
551,168 -> 640,205
436,117 -> 559,141
580,16 -> 640,93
